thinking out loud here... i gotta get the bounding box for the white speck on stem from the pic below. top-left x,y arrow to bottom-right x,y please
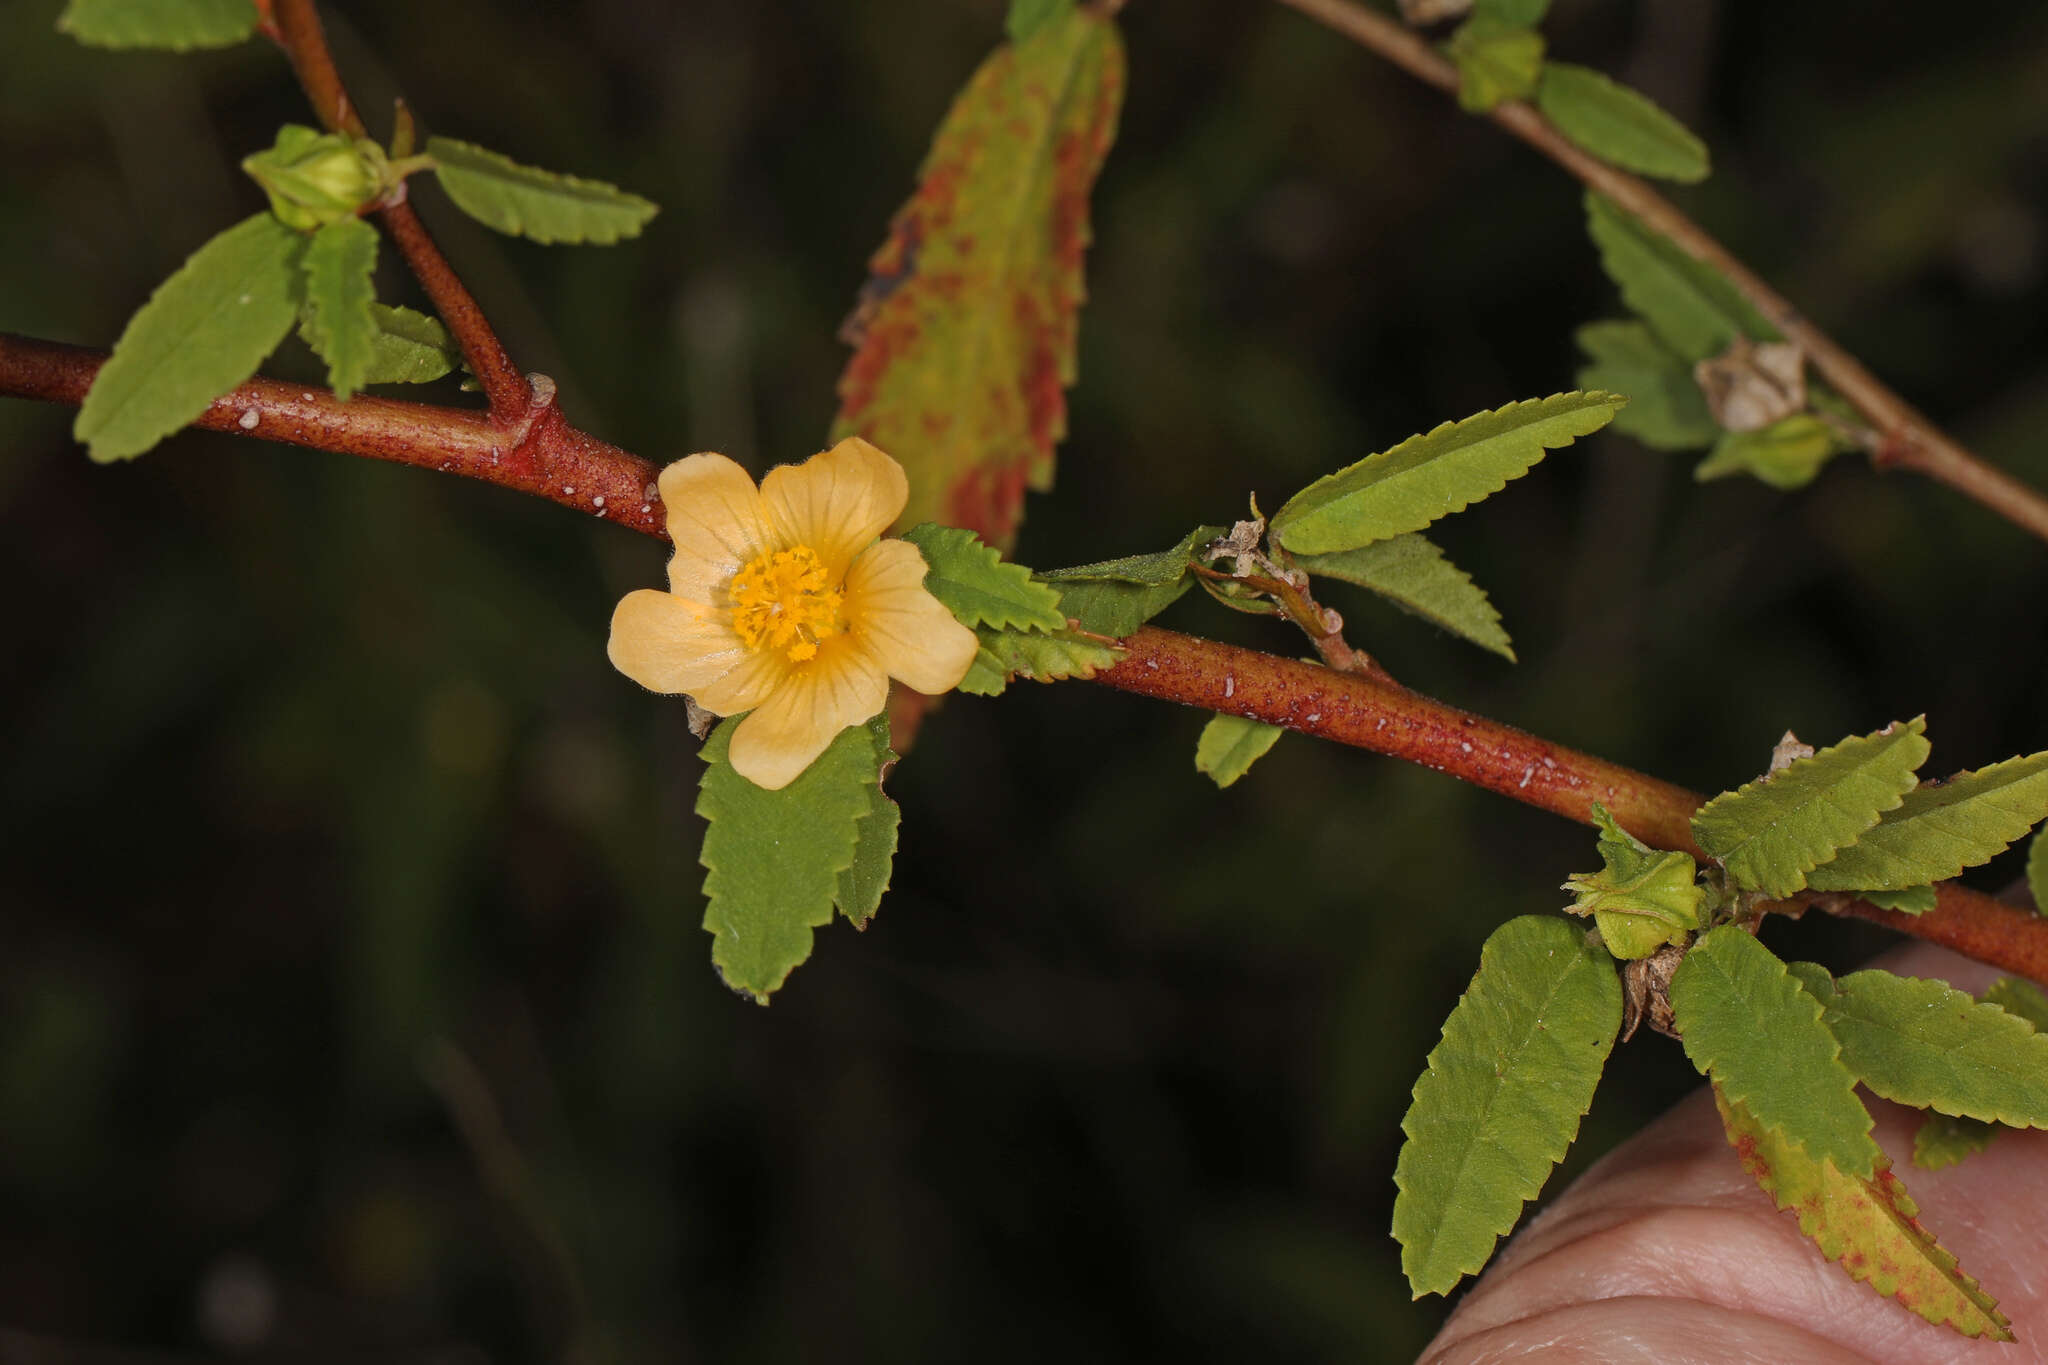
1542,756 -> 1557,769
1224,675 -> 1235,699
1145,659 -> 1158,671
1305,712 -> 1321,723
592,494 -> 605,508
563,485 -> 576,495
1519,764 -> 1535,789
1376,718 -> 1385,731
236,409 -> 259,430
644,483 -> 659,503
300,392 -> 314,402
1461,741 -> 1472,753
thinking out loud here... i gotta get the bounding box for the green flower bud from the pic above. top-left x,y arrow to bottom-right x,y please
243,124 -> 388,232
1563,803 -> 1706,960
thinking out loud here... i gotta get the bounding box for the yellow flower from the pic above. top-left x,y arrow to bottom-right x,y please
608,437 -> 978,790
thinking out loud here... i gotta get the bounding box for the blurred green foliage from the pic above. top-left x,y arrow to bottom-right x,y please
4,0 -> 2048,1358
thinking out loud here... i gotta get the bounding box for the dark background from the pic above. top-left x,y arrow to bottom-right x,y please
5,0 -> 2048,1359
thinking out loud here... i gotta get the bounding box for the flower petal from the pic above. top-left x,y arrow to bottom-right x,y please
760,436 -> 908,577
659,453 -> 774,603
608,589 -> 755,696
690,647 -> 788,716
844,540 -> 981,695
726,647 -> 889,791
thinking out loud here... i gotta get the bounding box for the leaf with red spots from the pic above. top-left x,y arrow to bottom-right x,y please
1712,1084 -> 2013,1342
831,5 -> 1125,551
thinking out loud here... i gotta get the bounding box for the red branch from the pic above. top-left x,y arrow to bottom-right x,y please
270,0 -> 532,422
5,328 -> 2043,980
1,334 -> 659,534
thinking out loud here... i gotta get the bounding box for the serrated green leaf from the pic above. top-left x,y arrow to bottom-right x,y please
1537,63 -> 1709,183
1046,578 -> 1191,637
1006,0 -> 1074,43
1293,533 -> 1514,661
1985,976 -> 2048,1031
1445,18 -> 1544,114
75,213 -> 306,463
1913,1112 -> 1999,1171
697,718 -> 886,1002
425,136 -> 657,246
836,717 -> 900,930
1562,803 -> 1702,959
1472,0 -> 1548,25
900,523 -> 1065,631
958,648 -> 1011,697
1713,1086 -> 2010,1340
1694,414 -> 1839,491
832,6 -> 1123,552
1860,886 -> 1938,914
1810,750 -> 2048,893
1670,927 -> 1878,1177
1393,915 -> 1620,1297
1195,714 -> 1284,789
1040,524 -> 1223,586
1574,320 -> 1718,450
1691,719 -> 1930,899
969,626 -> 1122,691
298,216 -> 379,402
1270,391 -> 1622,556
2029,824 -> 2048,915
1803,969 -> 2048,1127
359,304 -> 460,384
1585,192 -> 1779,362
57,0 -> 255,49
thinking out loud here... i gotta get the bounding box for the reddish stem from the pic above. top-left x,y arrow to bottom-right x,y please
3,329 -> 2045,981
0,334 -> 659,534
269,0 -> 532,422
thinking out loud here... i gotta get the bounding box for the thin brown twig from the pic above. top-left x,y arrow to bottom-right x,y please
4,327 -> 2041,981
269,0 -> 532,422
1268,0 -> 2048,547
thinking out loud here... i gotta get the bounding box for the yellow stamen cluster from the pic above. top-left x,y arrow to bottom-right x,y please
729,546 -> 844,663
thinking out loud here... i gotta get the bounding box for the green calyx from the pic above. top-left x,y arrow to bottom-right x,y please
243,125 -> 391,231
1564,803 -> 1705,958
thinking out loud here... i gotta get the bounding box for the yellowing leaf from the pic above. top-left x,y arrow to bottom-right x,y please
1713,1086 -> 2011,1341
831,7 -> 1125,550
